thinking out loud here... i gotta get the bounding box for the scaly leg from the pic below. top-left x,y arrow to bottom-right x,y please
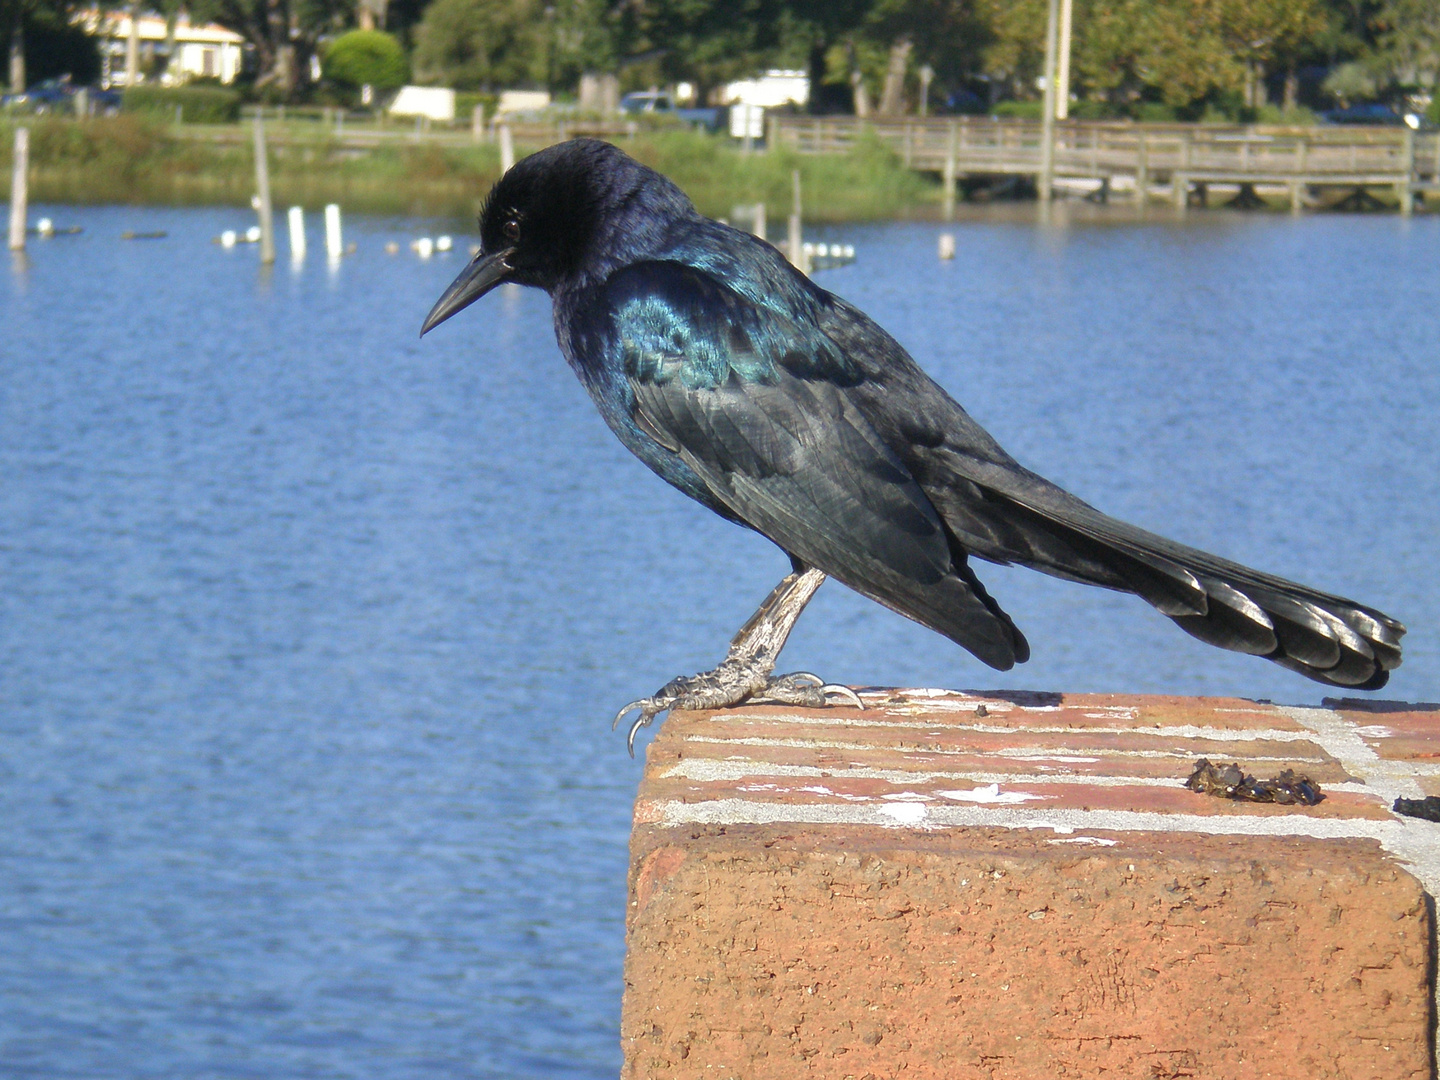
614,566 -> 863,755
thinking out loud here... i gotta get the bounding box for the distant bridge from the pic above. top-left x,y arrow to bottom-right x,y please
770,116 -> 1440,213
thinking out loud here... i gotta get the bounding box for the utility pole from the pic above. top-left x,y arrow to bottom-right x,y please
1056,0 -> 1074,120
1039,0 -> 1059,205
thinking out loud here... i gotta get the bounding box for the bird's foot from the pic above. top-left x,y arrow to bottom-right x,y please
613,656 -> 862,756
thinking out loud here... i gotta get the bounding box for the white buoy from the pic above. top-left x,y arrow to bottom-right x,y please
220,229 -> 237,248
245,225 -> 262,243
413,237 -> 435,258
287,206 -> 305,260
36,217 -> 53,237
938,233 -> 956,260
384,241 -> 400,255
843,244 -> 855,258
436,235 -> 453,252
324,203 -> 343,259
815,242 -> 828,258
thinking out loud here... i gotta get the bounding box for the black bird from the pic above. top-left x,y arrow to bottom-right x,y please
422,139 -> 1404,752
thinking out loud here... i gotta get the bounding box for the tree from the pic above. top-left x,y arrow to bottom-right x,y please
412,0 -> 548,89
2,0 -> 99,91
323,28 -> 408,89
1374,0 -> 1440,88
189,0 -> 352,97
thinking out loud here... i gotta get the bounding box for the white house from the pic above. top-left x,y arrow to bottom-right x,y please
78,9 -> 246,87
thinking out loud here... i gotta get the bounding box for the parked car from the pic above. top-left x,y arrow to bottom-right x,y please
1320,103 -> 1428,129
1,78 -> 121,115
619,90 -> 723,132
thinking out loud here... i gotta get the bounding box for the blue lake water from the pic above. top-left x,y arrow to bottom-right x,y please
2,203 -> 1437,1078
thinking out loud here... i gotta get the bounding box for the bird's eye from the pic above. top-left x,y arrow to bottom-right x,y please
504,220 -> 521,242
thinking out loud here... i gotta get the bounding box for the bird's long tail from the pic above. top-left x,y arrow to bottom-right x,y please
943,484 -> 1404,689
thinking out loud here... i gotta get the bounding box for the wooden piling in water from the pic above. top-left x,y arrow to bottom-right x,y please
7,127 -> 27,252
472,104 -> 485,143
324,204 -> 342,259
252,116 -> 275,265
1399,128 -> 1416,216
287,206 -> 305,260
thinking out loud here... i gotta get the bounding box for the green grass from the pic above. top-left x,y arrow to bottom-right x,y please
0,116 -> 940,222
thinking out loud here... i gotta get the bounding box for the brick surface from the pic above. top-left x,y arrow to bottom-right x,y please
622,690 -> 1440,1080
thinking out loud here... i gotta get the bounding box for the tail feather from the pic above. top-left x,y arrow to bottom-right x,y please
941,485 -> 1405,689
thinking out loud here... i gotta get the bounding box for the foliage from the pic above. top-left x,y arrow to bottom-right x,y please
123,85 -> 242,123
322,29 -> 409,89
412,0 -> 548,89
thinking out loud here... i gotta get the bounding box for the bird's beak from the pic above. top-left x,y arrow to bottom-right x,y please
419,247 -> 515,337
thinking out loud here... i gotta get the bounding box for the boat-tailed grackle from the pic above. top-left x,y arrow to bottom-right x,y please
421,139 -> 1404,753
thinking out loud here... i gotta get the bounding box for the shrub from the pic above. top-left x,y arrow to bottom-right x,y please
122,84 -> 241,123
323,30 -> 409,91
991,100 -> 1042,119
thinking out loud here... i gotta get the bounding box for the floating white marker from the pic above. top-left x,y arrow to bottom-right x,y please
245,225 -> 261,243
435,235 -> 453,252
36,217 -> 53,236
324,204 -> 343,259
384,241 -> 400,255
287,206 -> 305,260
220,229 -> 237,248
816,242 -> 828,257
413,237 -> 435,258
938,233 -> 956,260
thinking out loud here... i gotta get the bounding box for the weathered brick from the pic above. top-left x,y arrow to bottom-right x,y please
622,691 -> 1440,1080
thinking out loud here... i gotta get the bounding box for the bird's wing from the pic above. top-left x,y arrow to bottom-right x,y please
599,260 -> 1025,669
817,296 -> 1403,689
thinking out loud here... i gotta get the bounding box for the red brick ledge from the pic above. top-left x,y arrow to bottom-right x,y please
622,690 -> 1439,1080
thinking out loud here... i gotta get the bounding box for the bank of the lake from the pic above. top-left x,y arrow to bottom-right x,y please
0,116 -> 937,222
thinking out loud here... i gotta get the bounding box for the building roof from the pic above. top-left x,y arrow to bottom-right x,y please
77,9 -> 244,46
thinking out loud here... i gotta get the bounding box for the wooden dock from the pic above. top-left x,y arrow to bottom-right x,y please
772,116 -> 1440,212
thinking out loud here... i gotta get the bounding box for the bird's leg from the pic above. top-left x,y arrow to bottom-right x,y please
614,566 -> 863,755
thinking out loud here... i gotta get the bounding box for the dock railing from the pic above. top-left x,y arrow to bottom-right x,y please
771,115 -> 1440,209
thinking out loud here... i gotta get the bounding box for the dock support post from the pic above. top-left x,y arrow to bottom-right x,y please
943,121 -> 957,220
8,127 -> 27,252
471,104 -> 485,143
1135,130 -> 1148,203
1399,128 -> 1416,216
1038,0 -> 1059,205
252,116 -> 275,265
1289,181 -> 1303,214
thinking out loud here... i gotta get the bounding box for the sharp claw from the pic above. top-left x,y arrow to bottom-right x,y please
613,700 -> 647,731
627,713 -> 652,758
784,671 -> 824,687
822,684 -> 864,709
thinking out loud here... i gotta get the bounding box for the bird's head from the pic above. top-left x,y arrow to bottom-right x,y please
421,138 -> 693,336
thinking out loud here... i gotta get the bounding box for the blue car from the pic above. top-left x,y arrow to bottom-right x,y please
1,78 -> 121,115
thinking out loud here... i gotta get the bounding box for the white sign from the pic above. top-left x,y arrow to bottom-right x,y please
730,103 -> 765,139
388,86 -> 456,122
